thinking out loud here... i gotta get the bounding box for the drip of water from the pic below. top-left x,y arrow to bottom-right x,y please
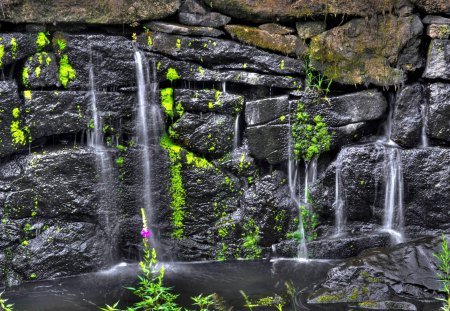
134,49 -> 163,250
382,146 -> 404,244
333,149 -> 347,236
420,103 -> 429,148
233,114 -> 241,150
222,81 -> 226,93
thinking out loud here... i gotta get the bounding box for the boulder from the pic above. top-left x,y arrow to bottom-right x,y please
146,32 -> 304,75
412,0 -> 450,14
427,83 -> 450,143
296,21 -> 326,40
259,23 -> 295,35
309,15 -> 423,86
22,52 -> 59,88
308,235 -> 446,304
0,0 -> 180,24
146,21 -> 224,37
178,0 -> 231,27
423,39 -> 450,80
225,25 -> 307,56
171,112 -> 235,158
426,24 -> 450,39
391,84 -> 426,148
0,33 -> 38,68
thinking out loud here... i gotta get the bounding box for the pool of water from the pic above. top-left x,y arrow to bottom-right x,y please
3,259 -> 441,311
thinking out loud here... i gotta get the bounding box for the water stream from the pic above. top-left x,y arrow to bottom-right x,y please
233,113 -> 241,150
420,103 -> 429,148
333,149 -> 347,236
134,49 -> 164,250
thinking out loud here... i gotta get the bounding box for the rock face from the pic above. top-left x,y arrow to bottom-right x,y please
0,0 -> 180,24
309,15 -> 423,86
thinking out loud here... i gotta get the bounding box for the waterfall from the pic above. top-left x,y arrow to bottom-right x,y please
382,146 -> 404,243
134,49 -> 163,249
333,149 -> 347,236
377,93 -> 404,244
420,103 -> 429,148
233,114 -> 241,150
222,81 -> 226,93
87,48 -> 117,261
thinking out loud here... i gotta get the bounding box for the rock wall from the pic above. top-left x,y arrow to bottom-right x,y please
0,0 -> 449,289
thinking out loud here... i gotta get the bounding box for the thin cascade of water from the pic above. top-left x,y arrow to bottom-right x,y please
222,81 -> 226,93
333,149 -> 347,236
233,114 -> 241,150
134,49 -> 163,250
420,103 -> 429,148
87,48 -> 117,261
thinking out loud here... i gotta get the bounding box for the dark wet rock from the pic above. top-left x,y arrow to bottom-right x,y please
140,51 -> 303,89
412,0 -> 450,14
0,33 -> 37,68
245,96 -> 291,165
275,233 -> 390,259
391,84 -> 425,148
213,142 -> 257,178
354,301 -> 417,310
423,40 -> 450,80
308,235 -> 446,304
147,32 -> 304,75
0,0 -> 180,24
22,53 -> 59,88
174,89 -> 244,115
12,222 -> 109,282
329,122 -> 379,149
310,15 -> 423,86
62,33 -> 135,90
146,21 -> 224,37
402,148 -> 450,230
303,90 -> 387,127
225,25 -> 307,56
296,21 -> 326,40
239,170 -> 296,248
427,83 -> 450,143
24,90 -> 135,143
259,23 -> 295,35
171,112 -> 235,158
0,81 -> 28,158
202,0 -> 397,23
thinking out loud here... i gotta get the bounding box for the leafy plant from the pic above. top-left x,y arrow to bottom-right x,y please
0,291 -> 14,311
191,294 -> 215,311
434,234 -> 450,311
304,56 -> 332,97
291,103 -> 331,162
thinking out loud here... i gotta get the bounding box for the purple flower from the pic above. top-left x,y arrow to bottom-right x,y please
141,228 -> 151,238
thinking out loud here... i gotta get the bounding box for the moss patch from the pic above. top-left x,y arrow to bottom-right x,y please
59,54 -> 76,88
161,87 -> 174,119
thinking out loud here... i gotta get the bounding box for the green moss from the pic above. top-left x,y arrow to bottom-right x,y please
280,60 -> 285,70
360,271 -> 381,283
166,67 -> 180,83
161,87 -> 174,119
35,66 -> 41,78
12,108 -> 20,118
198,66 -> 205,75
176,38 -> 181,49
0,44 -> 4,68
359,301 -> 378,307
29,273 -> 37,280
59,54 -> 76,88
301,205 -> 318,241
22,67 -> 29,87
217,243 -> 227,261
36,32 -> 50,51
291,102 -> 331,161
116,157 -> 124,167
175,101 -> 184,117
348,288 -> 359,301
241,219 -> 262,259
24,90 -> 32,100
10,38 -> 18,59
280,115 -> 286,122
317,294 -> 341,303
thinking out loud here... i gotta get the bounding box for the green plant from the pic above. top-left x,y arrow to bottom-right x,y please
0,292 -> 14,311
99,301 -> 120,311
291,103 -> 331,162
36,32 -> 50,51
300,205 -> 318,241
191,294 -> 215,311
59,54 -> 76,88
434,234 -> 450,311
304,56 -> 332,96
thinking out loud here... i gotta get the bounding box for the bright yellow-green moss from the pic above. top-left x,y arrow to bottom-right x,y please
12,108 -> 20,118
198,66 -> 205,75
10,38 -> 17,59
359,301 -> 378,307
36,32 -> 50,51
175,101 -> 184,117
176,38 -> 181,49
59,54 -> 76,88
280,115 -> 286,122
349,288 -> 359,301
280,60 -> 285,69
166,67 -> 180,83
161,87 -> 174,119
185,152 -> 213,168
10,120 -> 26,145
160,134 -> 185,239
35,66 -> 41,78
0,44 -> 4,68
24,90 -> 32,100
22,67 -> 29,86
317,294 -> 341,303
241,219 -> 262,259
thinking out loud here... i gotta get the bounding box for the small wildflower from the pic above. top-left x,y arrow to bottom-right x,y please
141,228 -> 151,238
